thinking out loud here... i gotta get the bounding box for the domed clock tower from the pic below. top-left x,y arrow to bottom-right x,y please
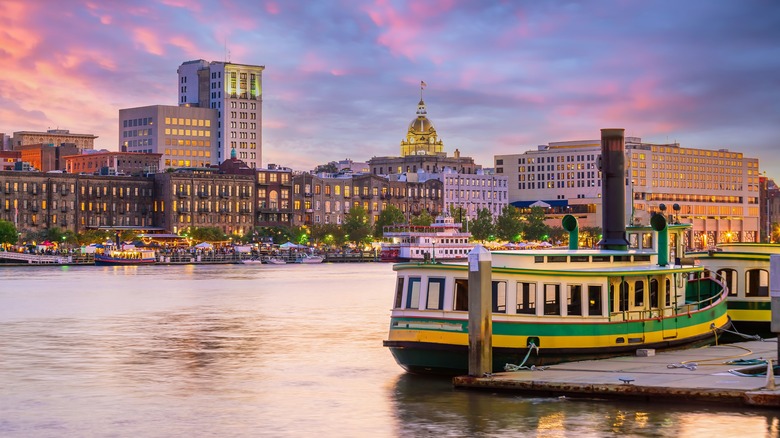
400,98 -> 444,157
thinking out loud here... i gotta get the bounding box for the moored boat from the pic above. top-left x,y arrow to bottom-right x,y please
94,248 -> 157,266
380,216 -> 473,262
688,242 -> 778,336
383,128 -> 732,375
296,254 -> 324,264
266,256 -> 288,265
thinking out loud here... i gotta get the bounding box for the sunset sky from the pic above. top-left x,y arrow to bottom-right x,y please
1,1 -> 778,176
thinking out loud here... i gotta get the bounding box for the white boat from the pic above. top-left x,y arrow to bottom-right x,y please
380,216 -> 473,262
267,257 -> 287,265
296,254 -> 324,264
240,258 -> 264,265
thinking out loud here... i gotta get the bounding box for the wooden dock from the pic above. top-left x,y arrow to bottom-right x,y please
453,339 -> 779,408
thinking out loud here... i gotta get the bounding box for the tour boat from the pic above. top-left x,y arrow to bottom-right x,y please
380,216 -> 473,262
94,248 -> 157,266
688,242 -> 778,336
383,129 -> 732,375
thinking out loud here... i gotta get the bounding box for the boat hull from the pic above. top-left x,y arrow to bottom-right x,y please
384,314 -> 732,375
94,256 -> 156,266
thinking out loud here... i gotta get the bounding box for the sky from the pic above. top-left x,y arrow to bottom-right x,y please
1,0 -> 779,177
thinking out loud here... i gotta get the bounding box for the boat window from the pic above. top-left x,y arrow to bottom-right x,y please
534,256 -> 545,263
406,277 -> 421,309
393,277 -> 404,308
567,284 -> 582,316
592,255 -> 611,262
587,285 -> 602,316
492,281 -> 507,313
633,255 -> 651,262
745,269 -> 769,297
614,255 -> 631,262
629,233 -> 639,249
642,233 -> 653,249
718,269 -> 738,296
650,279 -> 659,308
571,255 -> 589,263
618,281 -> 629,312
426,278 -> 445,310
634,280 -> 645,307
665,278 -> 672,306
454,278 -> 469,311
544,284 -> 560,315
516,282 -> 536,315
548,256 -> 567,263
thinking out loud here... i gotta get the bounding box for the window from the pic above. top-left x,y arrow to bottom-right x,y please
587,285 -> 602,316
544,284 -> 560,315
618,281 -> 629,311
492,281 -> 507,313
634,280 -> 645,307
567,284 -> 582,316
393,278 -> 404,309
406,277 -> 421,309
517,282 -> 536,315
746,269 -> 769,297
454,279 -> 469,311
426,278 -> 445,310
718,269 -> 738,297
650,279 -> 660,308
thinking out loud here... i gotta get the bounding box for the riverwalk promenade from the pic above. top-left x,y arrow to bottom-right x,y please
453,338 -> 779,408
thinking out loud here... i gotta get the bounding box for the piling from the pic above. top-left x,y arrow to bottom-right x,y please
467,245 -> 492,377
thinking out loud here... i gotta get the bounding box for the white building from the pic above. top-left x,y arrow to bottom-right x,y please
437,168 -> 509,220
495,138 -> 761,249
177,60 -> 264,169
118,105 -> 217,169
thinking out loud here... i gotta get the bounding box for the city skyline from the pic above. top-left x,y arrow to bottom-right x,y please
1,1 -> 778,176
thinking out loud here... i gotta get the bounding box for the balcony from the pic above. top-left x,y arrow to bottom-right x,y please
177,192 -> 188,198
198,191 -> 209,198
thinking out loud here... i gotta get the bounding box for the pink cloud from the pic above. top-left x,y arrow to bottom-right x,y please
133,28 -> 166,56
265,1 -> 280,15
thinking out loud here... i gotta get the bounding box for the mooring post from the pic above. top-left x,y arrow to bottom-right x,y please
468,245 -> 492,377
770,255 -> 780,363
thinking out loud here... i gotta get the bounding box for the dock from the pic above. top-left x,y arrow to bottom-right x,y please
453,339 -> 779,408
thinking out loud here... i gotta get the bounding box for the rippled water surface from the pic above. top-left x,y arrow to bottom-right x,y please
0,263 -> 777,437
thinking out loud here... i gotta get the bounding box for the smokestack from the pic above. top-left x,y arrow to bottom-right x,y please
598,128 -> 629,250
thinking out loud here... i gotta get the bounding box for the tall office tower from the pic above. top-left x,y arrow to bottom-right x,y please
177,60 -> 264,169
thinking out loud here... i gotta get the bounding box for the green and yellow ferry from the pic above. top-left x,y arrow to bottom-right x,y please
383,128 -> 732,375
689,242 -> 778,336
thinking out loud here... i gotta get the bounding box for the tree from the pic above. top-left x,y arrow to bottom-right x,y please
374,205 -> 406,237
410,209 -> 433,226
314,162 -> 339,174
0,220 -> 17,248
469,208 -> 495,242
76,229 -> 112,245
495,205 -> 524,242
524,206 -> 550,241
343,204 -> 372,245
311,223 -> 345,247
190,226 -> 227,242
548,226 -> 567,246
449,205 -> 467,225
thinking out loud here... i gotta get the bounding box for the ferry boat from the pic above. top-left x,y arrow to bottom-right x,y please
688,242 -> 778,336
94,248 -> 157,265
383,129 -> 732,374
380,216 -> 473,262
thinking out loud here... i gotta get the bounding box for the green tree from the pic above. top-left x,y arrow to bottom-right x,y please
254,226 -> 293,244
311,223 -> 345,247
374,205 -> 406,237
410,209 -> 433,226
190,226 -> 227,242
314,162 -> 339,174
343,204 -> 372,245
449,205 -> 467,225
548,226 -> 567,246
524,206 -> 550,241
469,208 -> 495,242
495,205 -> 524,242
0,220 -> 17,248
76,229 -> 111,245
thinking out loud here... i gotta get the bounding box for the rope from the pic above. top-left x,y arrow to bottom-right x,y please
504,342 -> 549,372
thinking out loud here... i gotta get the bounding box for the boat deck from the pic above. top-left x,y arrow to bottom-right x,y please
453,338 -> 779,408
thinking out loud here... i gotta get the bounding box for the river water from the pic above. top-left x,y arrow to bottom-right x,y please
0,263 -> 777,437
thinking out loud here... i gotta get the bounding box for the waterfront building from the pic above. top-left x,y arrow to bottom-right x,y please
177,60 -> 264,169
495,138 -> 761,248
11,129 -> 96,151
256,165 -> 293,228
291,172 -> 443,227
65,151 -> 162,176
153,170 -> 254,236
0,171 -> 155,234
118,105 -> 218,169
